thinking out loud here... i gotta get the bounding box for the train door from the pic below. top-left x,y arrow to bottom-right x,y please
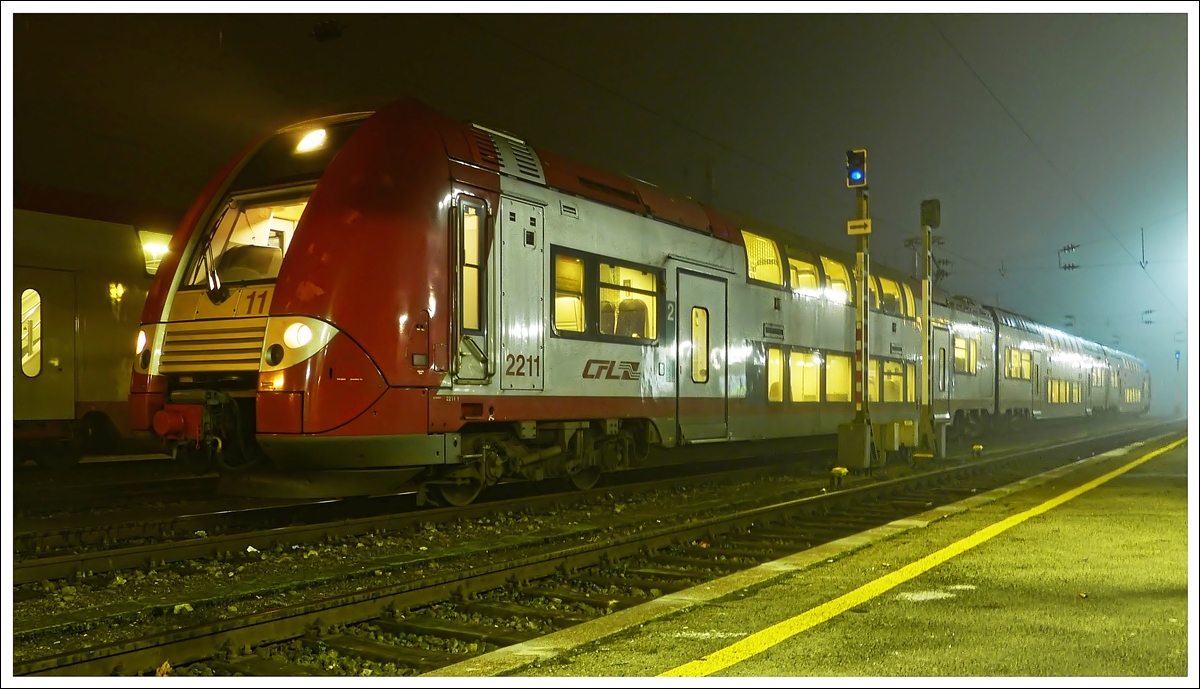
675,269 -> 727,442
14,266 -> 76,421
931,326 -> 951,420
498,197 -> 545,391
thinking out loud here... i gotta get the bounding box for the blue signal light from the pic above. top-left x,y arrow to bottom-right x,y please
850,170 -> 863,181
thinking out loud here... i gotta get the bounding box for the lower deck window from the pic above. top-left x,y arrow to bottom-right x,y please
789,351 -> 820,402
826,353 -> 852,402
20,288 -> 42,377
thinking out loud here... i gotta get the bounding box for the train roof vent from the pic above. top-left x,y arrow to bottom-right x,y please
472,125 -> 546,185
469,128 -> 501,168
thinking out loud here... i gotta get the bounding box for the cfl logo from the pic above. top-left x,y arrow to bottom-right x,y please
582,359 -> 642,381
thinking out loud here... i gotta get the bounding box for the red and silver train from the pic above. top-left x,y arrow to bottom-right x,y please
127,99 -> 1151,504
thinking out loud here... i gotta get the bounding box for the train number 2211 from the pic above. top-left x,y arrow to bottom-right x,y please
505,353 -> 541,377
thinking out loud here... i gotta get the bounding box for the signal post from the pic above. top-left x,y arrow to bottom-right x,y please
838,149 -> 874,470
918,199 -> 946,459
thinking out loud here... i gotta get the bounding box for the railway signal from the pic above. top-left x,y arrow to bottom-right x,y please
846,149 -> 867,188
839,148 -> 873,471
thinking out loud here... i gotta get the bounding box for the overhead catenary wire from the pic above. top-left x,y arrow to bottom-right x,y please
927,17 -> 1184,320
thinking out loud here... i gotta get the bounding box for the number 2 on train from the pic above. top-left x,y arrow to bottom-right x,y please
505,353 -> 540,377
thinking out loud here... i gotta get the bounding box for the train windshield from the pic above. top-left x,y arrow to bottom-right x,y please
186,192 -> 310,286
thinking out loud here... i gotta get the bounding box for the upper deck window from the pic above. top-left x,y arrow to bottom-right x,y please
228,118 -> 365,193
741,230 -> 783,286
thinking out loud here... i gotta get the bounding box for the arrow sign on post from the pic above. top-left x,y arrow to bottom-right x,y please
847,218 -> 872,235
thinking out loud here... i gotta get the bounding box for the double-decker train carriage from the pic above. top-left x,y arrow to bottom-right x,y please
990,307 -> 1149,424
14,208 -> 170,468
129,98 -> 1150,504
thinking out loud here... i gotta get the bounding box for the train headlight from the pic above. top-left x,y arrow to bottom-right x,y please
283,323 -> 313,349
136,330 -> 148,355
296,129 -> 327,153
260,317 -> 338,373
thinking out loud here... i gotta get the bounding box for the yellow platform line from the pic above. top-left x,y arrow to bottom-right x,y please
661,435 -> 1187,677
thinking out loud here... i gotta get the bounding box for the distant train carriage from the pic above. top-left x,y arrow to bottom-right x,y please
126,98 -> 1150,503
14,208 -> 169,467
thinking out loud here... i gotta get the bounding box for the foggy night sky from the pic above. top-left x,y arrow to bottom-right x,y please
6,8 -> 1196,414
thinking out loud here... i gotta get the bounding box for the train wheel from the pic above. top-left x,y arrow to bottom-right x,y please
569,466 -> 602,491
434,479 -> 484,507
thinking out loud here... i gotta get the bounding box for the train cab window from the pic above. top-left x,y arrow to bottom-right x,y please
554,254 -> 586,333
691,308 -> 709,383
789,351 -> 821,402
878,277 -> 904,316
20,288 -> 42,377
902,284 -> 916,319
459,202 -> 486,332
819,256 -> 852,304
786,247 -> 821,297
953,336 -> 977,375
187,193 -> 309,286
825,353 -> 852,402
883,360 -> 904,402
907,362 -> 917,402
741,231 -> 783,286
767,347 -> 784,402
867,358 -> 880,403
599,263 -> 657,339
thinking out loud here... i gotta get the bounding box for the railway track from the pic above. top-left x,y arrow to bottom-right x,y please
13,415 -> 1138,584
12,418 -> 1180,677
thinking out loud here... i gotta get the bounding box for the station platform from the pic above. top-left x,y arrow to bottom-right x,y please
430,432 -> 1192,679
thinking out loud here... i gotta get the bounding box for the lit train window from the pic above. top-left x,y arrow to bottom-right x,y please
953,336 -> 978,375
788,351 -> 820,402
691,308 -> 709,383
1020,351 -> 1031,380
767,347 -> 784,402
819,256 -> 852,304
741,231 -> 783,286
867,277 -> 880,310
867,358 -> 880,403
902,284 -> 916,319
883,360 -> 904,402
554,255 -> 586,333
20,288 -> 42,377
599,263 -> 657,339
1073,382 -> 1082,404
460,203 -> 485,332
906,362 -> 916,402
825,353 -> 852,402
188,193 -> 309,286
785,247 -> 821,296
877,277 -> 904,316
938,348 -> 947,391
